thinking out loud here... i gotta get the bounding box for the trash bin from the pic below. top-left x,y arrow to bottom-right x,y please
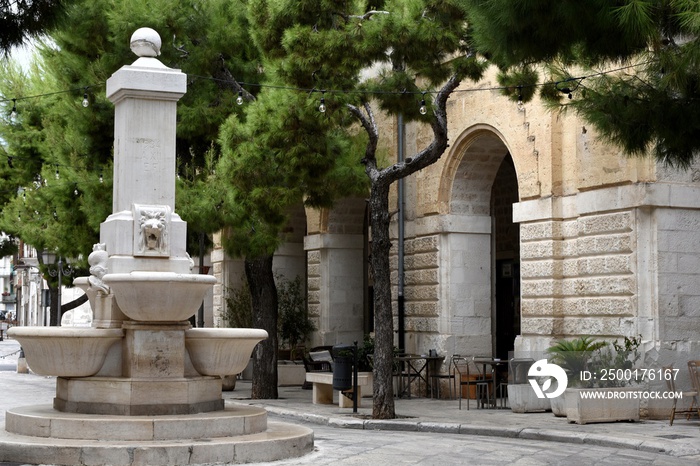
332,344 -> 355,391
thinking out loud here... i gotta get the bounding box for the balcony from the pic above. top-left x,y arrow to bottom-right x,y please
1,293 -> 16,304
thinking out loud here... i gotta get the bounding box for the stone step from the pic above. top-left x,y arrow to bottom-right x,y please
0,420 -> 314,465
6,403 -> 268,441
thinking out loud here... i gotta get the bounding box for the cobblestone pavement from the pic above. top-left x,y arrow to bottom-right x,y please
3,337 -> 700,465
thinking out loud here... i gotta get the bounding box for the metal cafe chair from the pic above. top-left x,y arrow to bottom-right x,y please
663,364 -> 699,426
429,355 -> 456,400
454,356 -> 492,410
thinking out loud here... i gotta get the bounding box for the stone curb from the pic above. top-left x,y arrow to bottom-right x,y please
261,405 -> 700,458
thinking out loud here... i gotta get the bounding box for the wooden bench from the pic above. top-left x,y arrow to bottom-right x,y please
305,372 -> 371,408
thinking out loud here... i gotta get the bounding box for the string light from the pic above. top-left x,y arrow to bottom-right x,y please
10,99 -> 17,120
419,92 -> 427,115
55,167 -> 60,180
517,85 -> 524,111
318,91 -> 326,113
555,78 -> 583,99
236,90 -> 244,105
82,88 -> 90,107
99,172 -> 104,183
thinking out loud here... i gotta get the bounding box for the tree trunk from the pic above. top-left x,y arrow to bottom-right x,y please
369,181 -> 396,419
245,255 -> 278,399
348,75 -> 461,419
49,286 -> 60,327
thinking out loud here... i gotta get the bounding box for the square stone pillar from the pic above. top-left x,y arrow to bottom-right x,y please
122,321 -> 189,378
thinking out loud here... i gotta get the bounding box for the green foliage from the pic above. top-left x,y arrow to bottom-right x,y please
223,275 -> 315,351
0,0 -> 75,55
277,275 -> 315,351
547,335 -> 643,388
546,336 -> 607,387
0,234 -> 18,258
466,0 -> 700,168
0,0 -> 262,263
594,335 -> 642,388
224,282 -> 253,329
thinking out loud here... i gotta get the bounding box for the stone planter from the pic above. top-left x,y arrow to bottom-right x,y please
565,387 -> 640,424
278,361 -> 306,386
549,381 -> 567,417
508,383 -> 551,413
550,391 -> 567,417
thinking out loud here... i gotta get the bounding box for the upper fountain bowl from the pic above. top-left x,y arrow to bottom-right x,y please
103,271 -> 216,322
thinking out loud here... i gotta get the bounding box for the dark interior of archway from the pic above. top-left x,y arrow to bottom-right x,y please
491,153 -> 520,359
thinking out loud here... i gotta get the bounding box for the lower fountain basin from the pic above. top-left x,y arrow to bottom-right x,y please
8,327 -> 123,377
103,271 -> 216,322
185,328 -> 268,377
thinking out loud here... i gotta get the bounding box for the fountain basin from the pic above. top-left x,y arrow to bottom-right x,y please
103,271 -> 216,322
8,327 -> 123,377
185,328 -> 268,377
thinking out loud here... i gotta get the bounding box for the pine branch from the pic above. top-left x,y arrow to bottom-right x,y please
213,55 -> 256,102
347,102 -> 379,181
386,74 -> 461,183
349,10 -> 390,21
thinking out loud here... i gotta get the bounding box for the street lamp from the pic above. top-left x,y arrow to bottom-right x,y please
41,250 -> 73,326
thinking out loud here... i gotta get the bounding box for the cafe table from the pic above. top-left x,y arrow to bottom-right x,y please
473,357 -> 509,408
395,354 -> 445,398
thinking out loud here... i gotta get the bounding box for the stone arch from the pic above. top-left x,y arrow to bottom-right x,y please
436,125 -> 520,359
439,125 -> 518,214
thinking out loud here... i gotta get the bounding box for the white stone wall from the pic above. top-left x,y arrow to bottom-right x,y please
657,207 -> 700,351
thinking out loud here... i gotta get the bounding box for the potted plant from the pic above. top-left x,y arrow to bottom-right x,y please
277,275 -> 316,361
224,275 -> 316,387
555,335 -> 642,424
546,336 -> 607,417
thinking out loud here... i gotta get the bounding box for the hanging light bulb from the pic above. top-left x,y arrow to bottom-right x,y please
419,92 -> 427,115
99,172 -> 104,183
517,86 -> 524,111
10,99 -> 17,120
55,168 -> 60,180
319,91 -> 326,113
236,90 -> 244,105
82,93 -> 89,107
74,186 -> 79,196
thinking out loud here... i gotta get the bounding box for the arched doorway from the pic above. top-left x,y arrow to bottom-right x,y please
441,128 -> 520,358
492,154 -> 520,359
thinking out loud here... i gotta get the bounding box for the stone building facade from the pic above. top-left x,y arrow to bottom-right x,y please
211,67 -> 700,371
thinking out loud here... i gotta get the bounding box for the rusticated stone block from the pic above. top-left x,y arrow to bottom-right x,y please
405,236 -> 438,255
579,211 -> 633,235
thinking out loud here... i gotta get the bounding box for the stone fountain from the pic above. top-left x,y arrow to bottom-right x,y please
1,28 -> 313,465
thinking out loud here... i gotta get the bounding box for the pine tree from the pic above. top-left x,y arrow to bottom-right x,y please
0,0 -> 262,324
0,0 -> 76,55
245,0 -> 485,418
466,0 -> 700,168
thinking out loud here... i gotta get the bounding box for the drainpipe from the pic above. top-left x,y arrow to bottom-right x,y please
397,113 -> 406,352
197,231 -> 205,328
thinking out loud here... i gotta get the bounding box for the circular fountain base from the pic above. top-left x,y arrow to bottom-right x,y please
0,402 -> 314,465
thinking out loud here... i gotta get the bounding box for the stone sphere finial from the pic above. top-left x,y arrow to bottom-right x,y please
130,27 -> 161,57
